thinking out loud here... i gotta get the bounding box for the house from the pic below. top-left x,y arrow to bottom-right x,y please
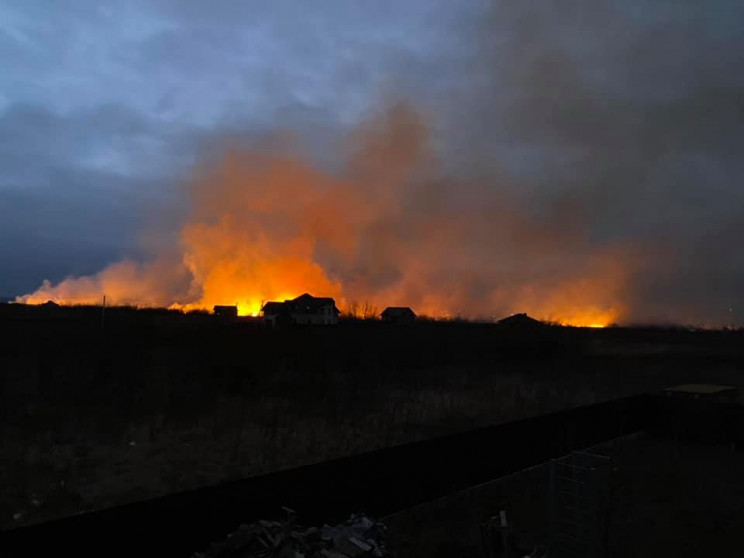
497,313 -> 544,326
260,301 -> 292,327
381,306 -> 417,324
261,293 -> 340,326
213,305 -> 238,319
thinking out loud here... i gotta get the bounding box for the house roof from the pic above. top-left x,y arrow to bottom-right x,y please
381,306 -> 416,317
262,294 -> 339,315
497,313 -> 544,326
288,293 -> 339,314
261,301 -> 290,314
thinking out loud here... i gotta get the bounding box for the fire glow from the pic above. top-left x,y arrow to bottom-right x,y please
16,105 -> 627,327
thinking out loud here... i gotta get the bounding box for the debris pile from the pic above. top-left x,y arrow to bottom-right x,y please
194,511 -> 387,558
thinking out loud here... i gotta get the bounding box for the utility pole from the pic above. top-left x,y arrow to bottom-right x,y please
101,294 -> 106,329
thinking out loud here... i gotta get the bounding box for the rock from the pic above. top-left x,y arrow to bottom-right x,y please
193,512 -> 387,558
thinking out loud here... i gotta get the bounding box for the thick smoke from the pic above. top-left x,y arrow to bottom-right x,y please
18,1 -> 744,326
19,103 -> 629,324
441,1 -> 744,325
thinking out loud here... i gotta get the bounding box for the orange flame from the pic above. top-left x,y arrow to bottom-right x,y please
17,105 -> 633,324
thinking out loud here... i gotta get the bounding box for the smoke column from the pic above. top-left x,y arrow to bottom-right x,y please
18,1 -> 744,327
18,103 -> 631,325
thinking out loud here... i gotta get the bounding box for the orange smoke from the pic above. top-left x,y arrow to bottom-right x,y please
17,104 -> 632,325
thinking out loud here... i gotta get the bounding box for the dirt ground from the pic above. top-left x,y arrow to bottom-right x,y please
385,433 -> 744,557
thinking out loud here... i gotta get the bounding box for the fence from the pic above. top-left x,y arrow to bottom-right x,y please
549,451 -> 612,558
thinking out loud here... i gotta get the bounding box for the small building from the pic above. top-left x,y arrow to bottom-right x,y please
261,293 -> 339,326
213,305 -> 238,319
381,306 -> 417,324
497,313 -> 544,326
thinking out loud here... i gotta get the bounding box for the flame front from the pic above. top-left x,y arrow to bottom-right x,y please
17,105 -> 633,323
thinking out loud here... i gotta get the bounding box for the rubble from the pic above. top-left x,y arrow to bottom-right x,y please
193,511 -> 387,558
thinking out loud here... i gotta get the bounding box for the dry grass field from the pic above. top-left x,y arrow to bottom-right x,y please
2,304 -> 742,531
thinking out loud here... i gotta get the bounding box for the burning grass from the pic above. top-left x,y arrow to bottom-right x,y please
17,105 -> 630,328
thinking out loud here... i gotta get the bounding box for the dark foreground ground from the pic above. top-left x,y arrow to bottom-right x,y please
0,395 -> 652,557
1,303 -> 743,531
385,432 -> 744,557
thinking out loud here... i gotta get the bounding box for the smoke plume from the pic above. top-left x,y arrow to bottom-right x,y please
17,1 -> 744,326
18,103 -> 631,325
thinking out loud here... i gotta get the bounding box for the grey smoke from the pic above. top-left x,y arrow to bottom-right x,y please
2,0 -> 743,324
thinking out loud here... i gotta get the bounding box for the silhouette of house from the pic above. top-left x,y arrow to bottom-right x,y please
381,307 -> 417,324
213,305 -> 238,319
261,293 -> 339,326
260,301 -> 291,326
497,313 -> 544,326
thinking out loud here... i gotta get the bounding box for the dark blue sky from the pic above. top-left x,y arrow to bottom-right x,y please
0,0 -> 481,292
2,1 -> 743,323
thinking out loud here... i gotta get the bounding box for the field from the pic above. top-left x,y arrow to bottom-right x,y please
1,303 -> 743,531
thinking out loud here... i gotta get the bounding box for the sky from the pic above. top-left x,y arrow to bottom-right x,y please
2,1 -> 744,324
0,0 -> 480,291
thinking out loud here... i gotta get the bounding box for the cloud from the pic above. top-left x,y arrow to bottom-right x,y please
0,0 -> 480,295
0,102 -> 190,294
440,0 -> 744,324
3,0 -> 744,324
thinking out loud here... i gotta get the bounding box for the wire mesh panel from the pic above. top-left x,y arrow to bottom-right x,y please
480,515 -> 505,558
549,451 -> 611,558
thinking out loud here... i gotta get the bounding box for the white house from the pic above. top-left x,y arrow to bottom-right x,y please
260,293 -> 340,326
